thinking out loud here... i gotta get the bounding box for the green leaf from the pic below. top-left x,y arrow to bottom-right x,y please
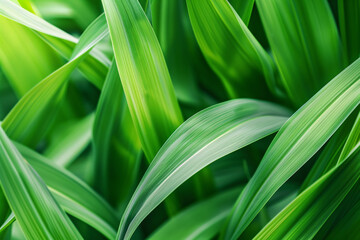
223,57 -> 360,240
117,99 -> 290,240
314,181 -> 360,240
151,0 -> 205,105
102,0 -> 183,162
338,111 -> 360,162
338,0 -> 360,64
256,0 -> 344,107
1,11 -> 110,146
187,0 -> 278,99
0,16 -> 62,96
228,0 -> 254,25
16,143 -> 119,239
300,113 -> 356,189
1,54 -> 85,145
0,0 -> 109,89
0,213 -> 14,234
254,142 -> 360,239
0,125 -> 82,239
149,187 -> 242,240
93,60 -> 142,209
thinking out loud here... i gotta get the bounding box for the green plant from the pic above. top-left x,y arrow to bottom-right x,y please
0,0 -> 359,239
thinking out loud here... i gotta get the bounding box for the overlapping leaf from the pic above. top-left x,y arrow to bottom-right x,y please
1,12 -> 109,146
93,61 -> 142,209
0,0 -> 109,88
254,142 -> 360,239
223,58 -> 360,240
257,0 -> 343,106
0,126 -> 82,239
339,0 -> 360,64
117,99 -> 290,239
102,0 -> 183,162
187,0 -> 278,99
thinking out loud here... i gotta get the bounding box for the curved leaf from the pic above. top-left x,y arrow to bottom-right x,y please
118,99 -> 290,239
1,11 -> 110,146
0,0 -> 109,88
102,0 -> 183,161
0,126 -> 82,239
93,61 -> 142,208
254,142 -> 360,239
16,143 -> 119,239
339,0 -> 360,64
187,0 -> 278,98
257,0 -> 343,106
223,58 -> 360,240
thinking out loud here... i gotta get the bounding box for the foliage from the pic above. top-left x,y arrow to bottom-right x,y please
0,0 -> 359,239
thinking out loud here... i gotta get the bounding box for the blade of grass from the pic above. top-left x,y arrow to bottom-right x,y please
222,57 -> 360,240
151,0 -> 203,105
228,0 -> 254,25
93,60 -> 142,209
256,0 -> 344,107
254,142 -> 360,239
314,181 -> 360,240
1,12 -> 111,146
0,125 -> 83,239
117,99 -> 290,240
16,143 -> 119,239
338,0 -> 360,64
0,16 -> 62,96
0,0 -> 109,88
338,112 -> 360,162
187,0 -> 279,99
300,112 -> 357,189
102,0 -> 183,162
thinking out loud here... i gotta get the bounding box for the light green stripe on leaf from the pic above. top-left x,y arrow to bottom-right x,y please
187,0 -> 278,99
257,0 -> 344,107
0,126 -> 83,240
254,142 -> 360,239
223,57 -> 360,240
102,0 -> 183,161
117,99 -> 290,240
0,0 -> 110,88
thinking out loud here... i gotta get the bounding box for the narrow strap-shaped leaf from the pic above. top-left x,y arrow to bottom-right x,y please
117,99 -> 290,240
228,0 -> 254,25
257,0 -> 344,107
0,213 -> 14,234
15,143 -> 119,239
300,113 -> 356,189
0,0 -> 109,88
1,143 -> 120,239
1,11 -> 110,146
93,60 -> 142,208
1,54 -> 85,145
187,0 -> 278,99
0,126 -> 82,239
222,58 -> 360,240
149,187 -> 242,240
0,16 -> 62,96
254,142 -> 360,239
338,0 -> 360,64
102,0 -> 183,162
314,181 -> 360,239
338,111 -> 360,162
